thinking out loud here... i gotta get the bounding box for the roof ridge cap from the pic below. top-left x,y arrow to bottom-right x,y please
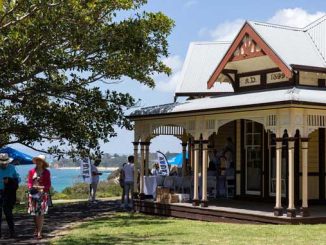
249,20 -> 303,31
304,14 -> 326,31
303,15 -> 326,64
191,41 -> 232,45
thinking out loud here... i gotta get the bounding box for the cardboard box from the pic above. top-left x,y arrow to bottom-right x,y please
174,193 -> 190,203
156,186 -> 170,195
156,193 -> 170,203
169,194 -> 179,203
156,187 -> 171,203
156,187 -> 186,204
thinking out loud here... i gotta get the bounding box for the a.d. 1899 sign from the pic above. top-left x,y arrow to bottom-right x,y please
267,72 -> 286,84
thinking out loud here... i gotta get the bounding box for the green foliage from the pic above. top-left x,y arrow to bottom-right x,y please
58,181 -> 121,199
52,192 -> 69,200
16,184 -> 28,203
13,203 -> 28,215
0,0 -> 174,157
107,168 -> 120,182
97,182 -> 121,198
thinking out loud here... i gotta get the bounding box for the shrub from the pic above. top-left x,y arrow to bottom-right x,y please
107,169 -> 121,184
60,181 -> 122,200
61,183 -> 89,199
52,192 -> 69,200
96,182 -> 122,198
16,185 -> 28,203
16,181 -> 121,201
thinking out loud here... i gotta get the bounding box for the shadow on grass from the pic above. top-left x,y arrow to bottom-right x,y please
1,200 -> 123,244
54,212 -> 183,245
77,213 -> 172,230
55,233 -> 176,245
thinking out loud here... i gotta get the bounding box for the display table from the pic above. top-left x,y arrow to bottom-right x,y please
144,175 -> 221,199
143,176 -> 165,197
143,176 -> 157,197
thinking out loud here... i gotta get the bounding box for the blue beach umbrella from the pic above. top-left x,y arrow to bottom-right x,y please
0,146 -> 33,165
168,152 -> 188,168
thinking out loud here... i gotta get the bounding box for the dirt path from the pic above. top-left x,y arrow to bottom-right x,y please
0,200 -> 122,245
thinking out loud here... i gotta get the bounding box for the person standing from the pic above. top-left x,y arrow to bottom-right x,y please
90,159 -> 102,202
119,163 -> 126,206
151,163 -> 160,176
123,156 -> 134,209
0,153 -> 20,238
223,137 -> 235,175
27,155 -> 51,240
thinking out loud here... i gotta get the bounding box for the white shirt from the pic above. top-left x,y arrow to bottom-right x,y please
151,168 -> 159,176
123,162 -> 134,183
91,164 -> 99,184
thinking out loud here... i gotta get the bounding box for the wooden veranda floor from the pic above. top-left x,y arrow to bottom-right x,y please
134,199 -> 326,224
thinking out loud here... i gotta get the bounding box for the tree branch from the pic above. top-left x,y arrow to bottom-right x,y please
0,5 -> 39,30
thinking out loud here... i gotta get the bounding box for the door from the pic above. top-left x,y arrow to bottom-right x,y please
245,120 -> 263,195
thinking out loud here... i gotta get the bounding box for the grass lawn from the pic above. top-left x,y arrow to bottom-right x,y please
13,203 -> 28,214
52,212 -> 326,245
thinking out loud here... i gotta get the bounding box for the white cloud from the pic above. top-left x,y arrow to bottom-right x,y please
184,0 -> 198,8
204,8 -> 326,41
208,18 -> 244,41
155,55 -> 184,93
162,55 -> 183,72
268,8 -> 325,28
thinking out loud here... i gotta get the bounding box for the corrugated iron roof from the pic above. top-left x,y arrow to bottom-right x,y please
131,87 -> 326,118
175,41 -> 233,94
175,15 -> 326,95
249,20 -> 326,68
305,15 -> 326,63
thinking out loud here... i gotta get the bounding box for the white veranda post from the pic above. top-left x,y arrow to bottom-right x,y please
145,142 -> 151,176
301,138 -> 309,217
133,142 -> 139,193
274,138 -> 283,216
192,140 -> 200,206
140,143 -> 145,194
201,140 -> 208,207
287,139 -> 296,217
182,142 -> 187,177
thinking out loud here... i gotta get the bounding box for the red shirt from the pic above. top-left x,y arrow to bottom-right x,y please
27,168 -> 51,192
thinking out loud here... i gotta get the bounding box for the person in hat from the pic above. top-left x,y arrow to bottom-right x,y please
0,153 -> 20,238
27,155 -> 51,240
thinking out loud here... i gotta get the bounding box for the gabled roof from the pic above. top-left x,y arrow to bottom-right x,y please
175,41 -> 234,95
207,16 -> 326,89
249,20 -> 326,68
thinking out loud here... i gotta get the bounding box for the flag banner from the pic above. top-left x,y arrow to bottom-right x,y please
80,158 -> 92,184
157,151 -> 170,176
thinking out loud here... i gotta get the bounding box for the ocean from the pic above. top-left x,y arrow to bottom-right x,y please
15,165 -> 112,192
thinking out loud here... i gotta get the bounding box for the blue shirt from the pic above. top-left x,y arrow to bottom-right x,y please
0,164 -> 21,190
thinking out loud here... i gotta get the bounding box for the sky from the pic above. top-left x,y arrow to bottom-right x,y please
13,0 -> 326,157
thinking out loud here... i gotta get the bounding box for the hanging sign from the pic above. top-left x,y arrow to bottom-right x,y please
239,75 -> 261,87
157,151 -> 170,176
80,158 -> 92,184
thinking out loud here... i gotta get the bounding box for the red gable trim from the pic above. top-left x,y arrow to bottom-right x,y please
207,22 -> 293,89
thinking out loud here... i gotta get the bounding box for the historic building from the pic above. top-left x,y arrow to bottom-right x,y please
130,16 -> 326,220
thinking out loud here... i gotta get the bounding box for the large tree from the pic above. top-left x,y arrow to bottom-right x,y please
0,0 -> 173,157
